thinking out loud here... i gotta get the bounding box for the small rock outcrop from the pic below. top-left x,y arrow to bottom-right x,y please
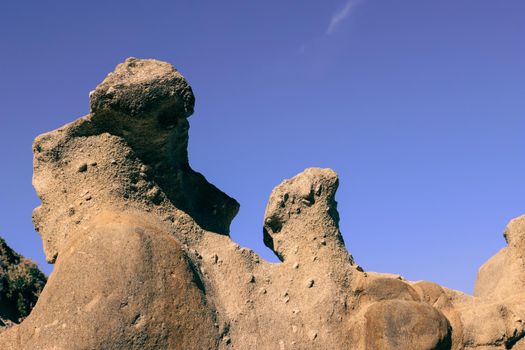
0,237 -> 46,328
475,215 -> 525,300
0,58 -> 524,349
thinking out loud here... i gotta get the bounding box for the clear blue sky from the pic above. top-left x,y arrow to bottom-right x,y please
1,0 -> 524,293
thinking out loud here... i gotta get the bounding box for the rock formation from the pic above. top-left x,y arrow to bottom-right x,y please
0,57 -> 524,349
0,237 -> 46,328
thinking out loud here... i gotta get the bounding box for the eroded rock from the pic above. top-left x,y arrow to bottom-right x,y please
2,58 -> 525,349
475,215 -> 525,301
365,300 -> 451,350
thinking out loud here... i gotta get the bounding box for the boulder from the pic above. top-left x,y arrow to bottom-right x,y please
364,300 -> 451,350
475,216 -> 525,300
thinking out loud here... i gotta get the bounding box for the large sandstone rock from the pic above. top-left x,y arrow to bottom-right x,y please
364,300 -> 451,350
1,57 -> 525,349
0,212 -> 219,349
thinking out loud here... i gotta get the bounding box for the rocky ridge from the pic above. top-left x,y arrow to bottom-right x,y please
0,57 -> 524,349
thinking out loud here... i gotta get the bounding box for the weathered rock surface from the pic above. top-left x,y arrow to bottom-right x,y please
475,215 -> 525,301
0,58 -> 524,349
0,237 -> 46,328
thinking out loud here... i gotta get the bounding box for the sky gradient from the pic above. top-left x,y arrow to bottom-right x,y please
1,0 -> 524,293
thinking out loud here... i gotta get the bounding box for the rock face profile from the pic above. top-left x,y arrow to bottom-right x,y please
0,57 -> 524,349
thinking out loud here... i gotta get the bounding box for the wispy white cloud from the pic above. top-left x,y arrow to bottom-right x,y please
326,0 -> 361,35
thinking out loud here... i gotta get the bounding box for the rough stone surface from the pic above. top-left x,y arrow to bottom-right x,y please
1,58 -> 525,349
475,215 -> 525,301
365,300 -> 451,350
0,237 -> 46,328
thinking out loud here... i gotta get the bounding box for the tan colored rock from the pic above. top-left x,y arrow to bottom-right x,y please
263,168 -> 350,264
364,300 -> 451,350
1,212 -> 219,349
454,296 -> 525,349
411,281 -> 465,350
475,216 -> 525,300
2,58 -> 525,349
89,57 -> 194,119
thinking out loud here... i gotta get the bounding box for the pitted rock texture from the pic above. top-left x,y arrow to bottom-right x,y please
1,58 -> 524,349
0,237 -> 46,328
